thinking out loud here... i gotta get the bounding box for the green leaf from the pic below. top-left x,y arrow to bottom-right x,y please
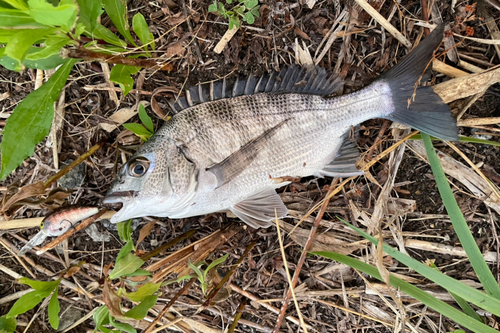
0,58 -> 77,180
117,219 -> 133,243
123,123 -> 152,141
102,0 -> 136,45
91,24 -> 128,47
4,27 -> 56,71
314,251 -> 499,333
422,133 -> 500,299
138,104 -> 154,132
25,36 -> 72,61
132,12 -> 152,49
228,17 -> 239,29
123,269 -> 151,277
48,287 -> 60,329
204,254 -> 228,281
109,253 -> 144,279
124,282 -> 161,302
110,64 -> 140,96
0,315 -> 16,333
27,0 -> 78,30
76,0 -> 103,33
208,2 -> 217,12
245,0 -> 258,8
243,12 -> 254,24
0,8 -> 40,27
116,241 -> 134,262
18,277 -> 60,293
23,53 -> 65,69
188,261 -> 204,280
124,295 -> 158,320
109,317 -> 137,333
93,306 -> 112,333
1,0 -> 29,10
250,6 -> 259,17
7,290 -> 44,317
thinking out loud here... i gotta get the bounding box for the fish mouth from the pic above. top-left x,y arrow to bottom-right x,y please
102,191 -> 135,210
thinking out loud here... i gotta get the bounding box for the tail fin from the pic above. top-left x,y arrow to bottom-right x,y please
381,24 -> 458,141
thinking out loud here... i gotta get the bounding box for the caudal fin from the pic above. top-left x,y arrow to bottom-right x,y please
381,24 -> 458,141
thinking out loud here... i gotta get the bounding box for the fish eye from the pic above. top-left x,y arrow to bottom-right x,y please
40,222 -> 44,229
128,158 -> 150,177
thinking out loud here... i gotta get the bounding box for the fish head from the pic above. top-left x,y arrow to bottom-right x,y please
103,138 -> 198,223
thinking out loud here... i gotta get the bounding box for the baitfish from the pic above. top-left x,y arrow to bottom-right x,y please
18,206 -> 99,256
104,25 -> 457,228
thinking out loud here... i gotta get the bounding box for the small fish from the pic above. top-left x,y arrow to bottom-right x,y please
18,206 -> 99,256
104,25 -> 457,228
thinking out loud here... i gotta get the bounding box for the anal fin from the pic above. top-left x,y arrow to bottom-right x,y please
320,129 -> 363,177
231,189 -> 288,229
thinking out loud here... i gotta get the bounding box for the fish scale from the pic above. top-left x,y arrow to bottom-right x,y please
104,25 -> 458,228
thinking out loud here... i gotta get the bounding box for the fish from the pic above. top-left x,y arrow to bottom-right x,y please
18,206 -> 98,256
103,24 -> 457,228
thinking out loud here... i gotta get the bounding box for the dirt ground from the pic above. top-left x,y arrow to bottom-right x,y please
1,0 -> 500,332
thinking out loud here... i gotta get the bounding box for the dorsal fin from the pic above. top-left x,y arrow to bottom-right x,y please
168,65 -> 343,114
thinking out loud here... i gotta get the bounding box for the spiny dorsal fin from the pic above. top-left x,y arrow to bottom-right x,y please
168,65 -> 343,114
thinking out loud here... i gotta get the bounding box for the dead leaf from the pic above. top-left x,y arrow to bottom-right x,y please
100,101 -> 149,133
63,266 -> 81,278
103,279 -> 126,319
2,181 -> 45,213
136,220 -> 157,248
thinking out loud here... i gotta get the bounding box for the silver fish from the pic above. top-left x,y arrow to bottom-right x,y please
18,206 -> 98,256
104,25 -> 457,228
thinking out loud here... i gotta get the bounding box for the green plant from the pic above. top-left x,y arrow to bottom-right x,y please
123,104 -> 155,142
94,220 -> 161,333
188,253 -> 229,296
0,0 -> 156,180
312,133 -> 500,332
208,0 -> 260,30
0,278 -> 61,332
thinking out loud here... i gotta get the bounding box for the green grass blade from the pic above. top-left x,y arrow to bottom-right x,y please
450,291 -> 483,322
337,219 -> 500,316
313,251 -> 498,333
422,133 -> 500,299
410,134 -> 500,147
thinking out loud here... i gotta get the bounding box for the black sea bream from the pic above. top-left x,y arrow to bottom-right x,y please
104,25 -> 457,228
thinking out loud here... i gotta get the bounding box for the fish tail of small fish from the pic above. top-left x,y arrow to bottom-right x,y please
379,23 -> 458,141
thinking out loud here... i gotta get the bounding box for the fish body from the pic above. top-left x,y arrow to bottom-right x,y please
104,25 -> 457,228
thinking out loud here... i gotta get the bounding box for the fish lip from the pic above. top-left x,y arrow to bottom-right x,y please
102,191 -> 136,204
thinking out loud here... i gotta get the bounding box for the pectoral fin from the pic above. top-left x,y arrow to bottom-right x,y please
230,189 -> 288,229
207,119 -> 290,188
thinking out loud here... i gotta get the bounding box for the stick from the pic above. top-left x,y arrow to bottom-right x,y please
273,179 -> 339,332
353,0 -> 412,48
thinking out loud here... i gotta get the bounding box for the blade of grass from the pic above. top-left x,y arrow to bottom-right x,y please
422,133 -> 500,299
313,251 -> 498,333
410,134 -> 500,148
336,218 -> 500,316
